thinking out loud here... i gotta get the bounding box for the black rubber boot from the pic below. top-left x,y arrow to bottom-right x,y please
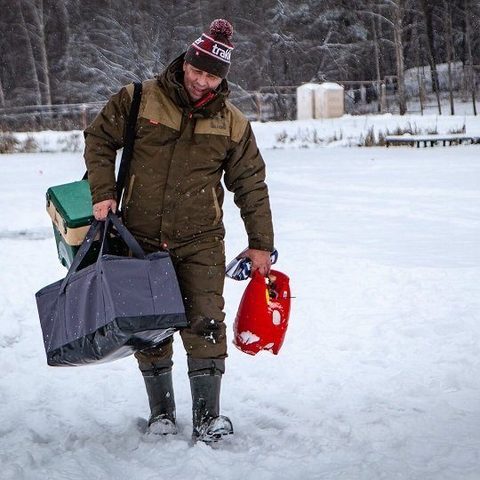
190,372 -> 233,443
142,368 -> 177,435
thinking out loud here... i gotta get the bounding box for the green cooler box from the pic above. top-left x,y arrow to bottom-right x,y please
46,180 -> 94,268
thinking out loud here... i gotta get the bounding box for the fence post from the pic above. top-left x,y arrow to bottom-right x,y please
81,104 -> 87,130
360,84 -> 367,104
380,83 -> 387,113
254,93 -> 262,122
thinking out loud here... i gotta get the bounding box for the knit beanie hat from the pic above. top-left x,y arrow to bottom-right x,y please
184,19 -> 234,79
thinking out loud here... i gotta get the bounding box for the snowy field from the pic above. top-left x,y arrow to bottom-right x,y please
1,137 -> 480,479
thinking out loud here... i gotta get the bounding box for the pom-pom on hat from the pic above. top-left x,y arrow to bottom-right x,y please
184,19 -> 234,79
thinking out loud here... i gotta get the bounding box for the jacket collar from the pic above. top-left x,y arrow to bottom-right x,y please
157,53 -> 230,118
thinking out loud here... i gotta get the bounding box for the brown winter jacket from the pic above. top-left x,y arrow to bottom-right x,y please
84,54 -> 274,252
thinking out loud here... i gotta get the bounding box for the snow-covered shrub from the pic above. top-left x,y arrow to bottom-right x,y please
57,133 -> 83,152
0,133 -> 18,154
22,137 -> 39,153
359,126 -> 376,146
0,134 -> 39,153
448,124 -> 466,134
276,130 -> 288,144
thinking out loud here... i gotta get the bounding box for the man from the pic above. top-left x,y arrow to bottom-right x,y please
84,19 -> 274,442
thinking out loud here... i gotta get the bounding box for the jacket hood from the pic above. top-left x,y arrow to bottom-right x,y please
156,53 -> 230,118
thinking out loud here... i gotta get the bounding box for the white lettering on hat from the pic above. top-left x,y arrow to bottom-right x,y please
212,43 -> 231,62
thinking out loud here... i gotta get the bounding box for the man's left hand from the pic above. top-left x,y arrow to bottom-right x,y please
243,249 -> 272,277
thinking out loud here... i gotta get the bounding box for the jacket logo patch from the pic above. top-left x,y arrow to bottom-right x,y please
210,117 -> 227,130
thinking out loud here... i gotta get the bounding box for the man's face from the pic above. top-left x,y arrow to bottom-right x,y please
183,62 -> 222,102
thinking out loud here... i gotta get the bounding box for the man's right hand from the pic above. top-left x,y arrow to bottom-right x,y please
93,199 -> 117,221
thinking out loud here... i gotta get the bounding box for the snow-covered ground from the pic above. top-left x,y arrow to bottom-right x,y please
1,126 -> 480,479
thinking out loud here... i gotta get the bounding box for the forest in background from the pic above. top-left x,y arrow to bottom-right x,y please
1,0 -> 480,127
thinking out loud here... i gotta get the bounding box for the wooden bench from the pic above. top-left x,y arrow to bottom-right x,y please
385,134 -> 480,148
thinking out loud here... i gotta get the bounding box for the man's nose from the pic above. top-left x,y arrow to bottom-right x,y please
196,74 -> 208,86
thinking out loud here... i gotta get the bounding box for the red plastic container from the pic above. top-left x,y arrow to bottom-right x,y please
233,269 -> 291,355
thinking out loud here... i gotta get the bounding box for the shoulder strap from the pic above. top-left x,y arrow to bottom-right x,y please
82,81 -> 143,199
116,81 -> 143,205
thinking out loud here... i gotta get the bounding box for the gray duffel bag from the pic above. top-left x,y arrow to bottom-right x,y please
35,212 -> 187,366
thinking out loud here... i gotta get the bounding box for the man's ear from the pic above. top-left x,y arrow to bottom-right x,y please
183,61 -> 187,72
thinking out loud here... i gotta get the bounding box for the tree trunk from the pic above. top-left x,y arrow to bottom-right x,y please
413,24 -> 424,115
17,0 -> 42,105
30,0 -> 52,105
420,0 -> 441,113
464,0 -> 477,115
392,0 -> 407,115
371,14 -> 382,112
0,78 -> 5,108
420,1 -> 440,91
444,0 -> 455,115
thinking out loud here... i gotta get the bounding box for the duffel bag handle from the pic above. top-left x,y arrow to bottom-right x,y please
101,212 -> 145,259
59,213 -> 147,293
59,219 -> 103,293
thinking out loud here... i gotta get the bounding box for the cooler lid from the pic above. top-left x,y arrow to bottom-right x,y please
46,180 -> 94,228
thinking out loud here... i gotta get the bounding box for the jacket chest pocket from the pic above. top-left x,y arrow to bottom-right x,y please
136,117 -> 180,146
189,133 -> 230,167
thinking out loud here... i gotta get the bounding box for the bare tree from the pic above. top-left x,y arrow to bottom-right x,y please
358,0 -> 409,114
443,0 -> 455,115
4,0 -> 480,122
21,0 -> 52,105
16,0 -> 42,105
0,78 -> 5,108
420,1 -> 440,92
463,0 -> 477,115
420,0 -> 441,113
370,15 -> 382,90
392,1 -> 407,114
412,23 -> 425,115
